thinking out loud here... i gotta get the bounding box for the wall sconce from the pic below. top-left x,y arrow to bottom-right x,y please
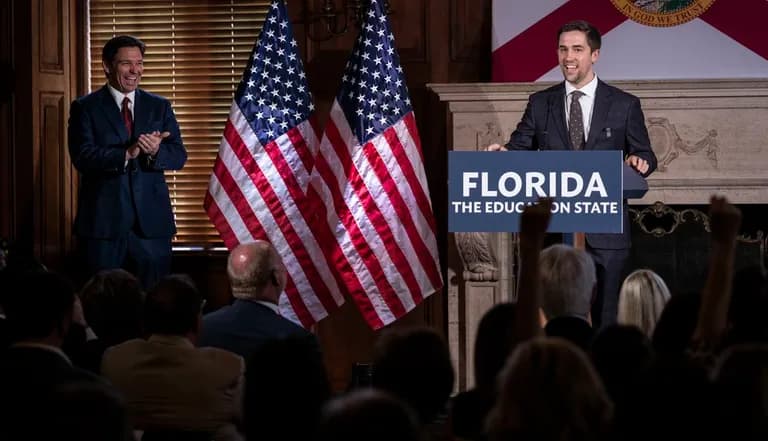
301,0 -> 393,41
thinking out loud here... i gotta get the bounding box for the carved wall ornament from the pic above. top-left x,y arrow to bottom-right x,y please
630,202 -> 765,245
475,122 -> 504,150
454,232 -> 498,281
646,117 -> 719,172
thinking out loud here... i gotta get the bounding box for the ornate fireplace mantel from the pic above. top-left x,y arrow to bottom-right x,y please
429,79 -> 768,391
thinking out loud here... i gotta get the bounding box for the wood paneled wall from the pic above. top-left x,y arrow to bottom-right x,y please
1,0 -> 79,270
1,0 -> 492,392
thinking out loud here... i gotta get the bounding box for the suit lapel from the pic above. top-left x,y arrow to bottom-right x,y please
550,83 -> 569,149
585,80 -> 612,150
99,85 -> 129,140
133,89 -> 150,138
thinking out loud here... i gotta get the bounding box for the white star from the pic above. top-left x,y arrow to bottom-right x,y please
374,57 -> 382,65
275,62 -> 283,70
366,127 -> 375,135
368,9 -> 375,17
381,103 -> 389,111
247,80 -> 255,88
277,48 -> 285,56
287,67 -> 295,75
267,129 -> 275,137
268,116 -> 276,124
299,72 -> 306,79
368,98 -> 377,106
279,35 -> 287,42
244,93 -> 254,101
270,103 -> 278,110
376,43 -> 384,51
371,85 -> 379,93
257,98 -> 266,106
372,72 -> 381,79
384,75 -> 391,83
308,103 -> 315,111
271,89 -> 280,96
359,80 -> 367,89
283,94 -> 292,102
291,40 -> 297,47
393,107 -> 400,115
289,53 -> 297,61
251,66 -> 258,74
364,38 -> 372,46
356,108 -> 364,116
357,95 -> 366,103
397,66 -> 403,73
280,20 -> 288,28
395,79 -> 402,87
268,17 -> 277,24
297,85 -> 306,93
361,66 -> 369,74
280,121 -> 288,129
378,29 -> 385,37
265,43 -> 273,52
379,116 -> 388,124
405,98 -> 411,105
295,110 -> 303,118
267,30 -> 275,38
255,111 -> 264,119
259,85 -> 268,92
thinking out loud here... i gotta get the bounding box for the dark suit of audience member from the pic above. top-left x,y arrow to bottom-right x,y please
491,21 -> 657,328
199,241 -> 320,361
68,35 -> 186,289
539,244 -> 597,351
102,275 -> 244,441
0,271 -> 104,441
372,327 -> 455,438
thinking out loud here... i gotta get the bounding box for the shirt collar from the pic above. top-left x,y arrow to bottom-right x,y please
11,342 -> 72,365
565,73 -> 598,98
255,300 -> 280,314
107,84 -> 136,108
147,334 -> 195,348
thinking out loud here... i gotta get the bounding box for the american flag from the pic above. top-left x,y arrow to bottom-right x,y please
310,0 -> 443,328
204,0 -> 346,327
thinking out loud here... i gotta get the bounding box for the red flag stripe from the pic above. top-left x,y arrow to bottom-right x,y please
492,0 -> 627,81
325,112 -> 425,313
317,116 -> 409,319
312,147 -> 397,326
222,121 -> 340,315
700,0 -> 768,61
203,184 -> 240,249
306,183 -> 385,329
392,114 -> 439,239
282,275 -> 315,328
376,121 -> 442,291
403,111 -> 426,165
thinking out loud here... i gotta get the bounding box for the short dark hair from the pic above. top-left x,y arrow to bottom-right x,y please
102,35 -> 145,64
4,270 -> 75,339
80,269 -> 144,345
558,20 -> 601,51
144,274 -> 202,335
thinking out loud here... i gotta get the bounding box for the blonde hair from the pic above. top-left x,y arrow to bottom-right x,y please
486,338 -> 613,441
617,269 -> 671,336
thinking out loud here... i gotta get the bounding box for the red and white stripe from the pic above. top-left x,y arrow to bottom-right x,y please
205,102 -> 346,327
311,101 -> 443,329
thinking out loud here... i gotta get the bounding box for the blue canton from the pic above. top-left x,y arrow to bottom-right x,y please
337,0 -> 412,144
236,1 -> 313,146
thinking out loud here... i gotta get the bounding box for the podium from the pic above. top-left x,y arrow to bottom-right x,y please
569,162 -> 649,249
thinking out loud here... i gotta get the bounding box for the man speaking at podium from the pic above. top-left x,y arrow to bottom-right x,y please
488,20 -> 657,328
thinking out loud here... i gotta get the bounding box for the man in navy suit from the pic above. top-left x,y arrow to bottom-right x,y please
489,20 -> 657,327
68,35 -> 187,290
199,241 -> 321,362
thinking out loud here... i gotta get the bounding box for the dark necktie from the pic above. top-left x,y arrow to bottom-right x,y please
122,96 -> 133,138
569,90 -> 585,150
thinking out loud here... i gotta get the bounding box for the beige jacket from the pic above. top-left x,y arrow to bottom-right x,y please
102,335 -> 244,440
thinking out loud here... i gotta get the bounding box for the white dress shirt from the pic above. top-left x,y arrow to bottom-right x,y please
564,73 -> 598,141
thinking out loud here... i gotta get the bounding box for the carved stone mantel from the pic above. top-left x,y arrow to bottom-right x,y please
429,79 -> 768,391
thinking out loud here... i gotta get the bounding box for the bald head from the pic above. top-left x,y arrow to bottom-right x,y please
227,241 -> 286,303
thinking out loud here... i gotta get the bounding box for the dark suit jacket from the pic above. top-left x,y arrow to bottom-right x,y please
0,346 -> 103,440
506,80 -> 657,249
68,86 -> 187,239
199,299 -> 320,361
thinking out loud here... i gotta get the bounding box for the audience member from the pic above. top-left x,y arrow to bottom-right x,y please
617,269 -> 671,337
372,327 -> 454,434
0,270 -> 103,440
242,335 -> 331,441
101,274 -> 244,440
69,269 -> 144,372
539,244 -> 596,350
486,338 -> 613,441
199,240 -> 320,361
317,389 -> 423,441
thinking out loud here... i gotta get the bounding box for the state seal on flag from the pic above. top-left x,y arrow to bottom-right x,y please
610,0 -> 716,27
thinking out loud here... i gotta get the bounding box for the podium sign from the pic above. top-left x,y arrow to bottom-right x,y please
448,150 -> 624,233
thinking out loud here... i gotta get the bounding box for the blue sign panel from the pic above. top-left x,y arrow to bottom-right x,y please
448,151 -> 623,233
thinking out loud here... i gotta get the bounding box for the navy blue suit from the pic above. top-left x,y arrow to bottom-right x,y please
68,86 -> 187,289
506,80 -> 657,326
199,299 -> 321,362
